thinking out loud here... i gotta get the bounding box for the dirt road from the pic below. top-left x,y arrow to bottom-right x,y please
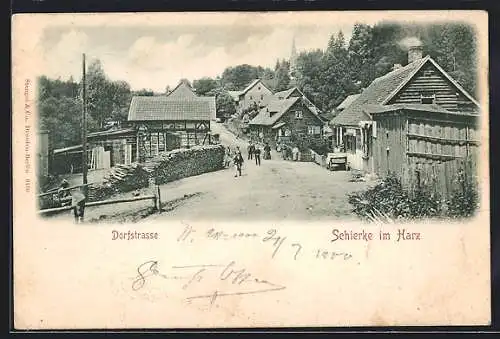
145,122 -> 370,222
47,123 -> 370,222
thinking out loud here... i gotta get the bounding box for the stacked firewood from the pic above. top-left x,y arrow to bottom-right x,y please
89,163 -> 150,201
87,145 -> 225,202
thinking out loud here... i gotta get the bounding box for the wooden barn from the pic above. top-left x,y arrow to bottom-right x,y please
330,44 -> 480,180
248,96 -> 324,148
370,104 -> 479,198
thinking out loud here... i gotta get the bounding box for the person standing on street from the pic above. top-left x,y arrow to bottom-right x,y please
233,150 -> 244,177
224,146 -> 232,168
247,141 -> 255,160
254,146 -> 261,166
292,145 -> 300,161
264,142 -> 271,160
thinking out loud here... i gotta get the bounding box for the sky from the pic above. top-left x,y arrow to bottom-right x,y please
39,23 -> 359,92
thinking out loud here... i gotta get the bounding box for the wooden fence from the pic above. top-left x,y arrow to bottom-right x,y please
401,155 -> 478,200
310,149 -> 326,167
38,185 -> 162,217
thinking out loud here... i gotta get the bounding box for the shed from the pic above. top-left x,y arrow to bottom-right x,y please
369,103 -> 479,198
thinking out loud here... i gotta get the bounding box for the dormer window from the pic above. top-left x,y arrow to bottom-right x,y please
295,111 -> 303,119
420,92 -> 436,104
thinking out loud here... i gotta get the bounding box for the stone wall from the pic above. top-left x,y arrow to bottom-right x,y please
88,145 -> 225,202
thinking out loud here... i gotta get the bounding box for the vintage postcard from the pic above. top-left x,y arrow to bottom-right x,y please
12,11 -> 490,329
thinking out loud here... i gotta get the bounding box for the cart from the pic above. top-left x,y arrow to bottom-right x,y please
326,152 -> 349,171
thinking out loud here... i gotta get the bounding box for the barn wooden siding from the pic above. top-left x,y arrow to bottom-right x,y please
390,64 -> 478,114
373,109 -> 479,199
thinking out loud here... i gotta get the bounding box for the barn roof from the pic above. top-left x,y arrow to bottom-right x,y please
167,81 -> 197,99
127,96 -> 213,121
336,93 -> 360,111
88,128 -> 136,139
331,55 -> 480,127
274,87 -> 298,99
249,97 -> 300,126
366,103 -> 479,117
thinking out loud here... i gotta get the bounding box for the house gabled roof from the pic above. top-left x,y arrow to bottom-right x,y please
336,94 -> 360,111
330,55 -> 480,127
166,81 -> 197,99
274,87 -> 299,99
274,86 -> 323,116
249,97 -> 300,126
127,96 -> 212,121
240,79 -> 273,96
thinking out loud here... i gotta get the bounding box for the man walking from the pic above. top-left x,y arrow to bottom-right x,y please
247,141 -> 255,160
254,146 -> 261,166
233,150 -> 244,177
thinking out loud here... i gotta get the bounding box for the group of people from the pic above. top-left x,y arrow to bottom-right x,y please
223,141 -> 273,178
276,142 -> 301,161
247,142 -> 271,161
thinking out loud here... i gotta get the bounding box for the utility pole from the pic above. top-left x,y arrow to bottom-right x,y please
82,53 -> 88,196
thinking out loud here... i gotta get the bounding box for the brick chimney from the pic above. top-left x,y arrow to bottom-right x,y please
408,45 -> 423,64
392,63 -> 403,71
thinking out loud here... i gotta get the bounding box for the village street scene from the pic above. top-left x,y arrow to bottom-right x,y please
36,19 -> 481,223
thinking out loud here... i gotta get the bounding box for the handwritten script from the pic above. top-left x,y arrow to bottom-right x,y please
132,260 -> 286,307
131,224 -> 355,307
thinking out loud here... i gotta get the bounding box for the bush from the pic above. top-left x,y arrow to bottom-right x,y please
289,134 -> 330,154
348,167 -> 480,222
446,168 -> 479,218
348,172 -> 442,221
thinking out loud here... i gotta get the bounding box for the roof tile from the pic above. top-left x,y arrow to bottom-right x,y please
128,96 -> 213,121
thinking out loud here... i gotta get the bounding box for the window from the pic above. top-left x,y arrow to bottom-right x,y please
260,94 -> 263,100
150,133 -> 159,157
258,86 -> 261,90
158,133 -> 165,152
421,92 -> 436,104
249,95 -> 253,100
308,125 -> 321,135
295,110 -> 303,119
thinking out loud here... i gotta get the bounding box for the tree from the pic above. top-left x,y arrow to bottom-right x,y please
295,49 -> 326,110
320,31 -> 355,111
215,90 -> 236,119
133,89 -> 155,96
221,64 -> 260,90
274,59 -> 291,91
192,77 -> 218,96
108,80 -> 132,122
86,59 -> 114,129
348,23 -> 375,90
